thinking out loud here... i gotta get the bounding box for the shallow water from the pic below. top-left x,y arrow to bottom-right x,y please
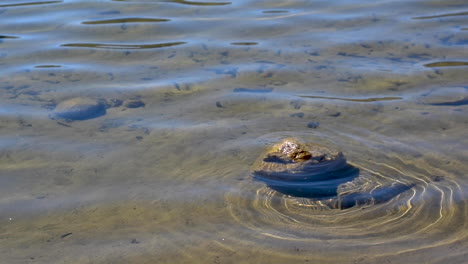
0,0 -> 467,263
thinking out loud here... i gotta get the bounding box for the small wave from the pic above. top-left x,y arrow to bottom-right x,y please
34,65 -> 62,68
112,0 -> 231,6
412,11 -> 468,20
82,18 -> 170,25
299,95 -> 403,102
233,88 -> 273,93
262,10 -> 289,14
424,61 -> 468,67
61,42 -> 186,50
429,98 -> 468,106
231,42 -> 258,46
0,35 -> 19,39
165,0 -> 231,5
0,1 -> 62,8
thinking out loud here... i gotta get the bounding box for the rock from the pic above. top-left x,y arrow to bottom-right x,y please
289,112 -> 304,118
124,99 -> 145,108
252,138 -> 413,209
419,87 -> 468,106
53,97 -> 106,120
252,138 -> 354,199
307,122 -> 320,128
252,139 -> 349,176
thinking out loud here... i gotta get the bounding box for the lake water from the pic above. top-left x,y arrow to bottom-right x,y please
0,0 -> 467,263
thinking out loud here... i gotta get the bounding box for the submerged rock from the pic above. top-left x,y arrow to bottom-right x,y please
307,122 -> 320,129
53,97 -> 106,120
252,138 -> 412,209
108,98 -> 123,107
419,87 -> 468,106
124,99 -> 145,108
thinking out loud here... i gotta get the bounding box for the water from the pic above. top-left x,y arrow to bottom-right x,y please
0,0 -> 467,263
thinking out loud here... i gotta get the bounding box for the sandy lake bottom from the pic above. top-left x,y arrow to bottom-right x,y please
0,0 -> 467,263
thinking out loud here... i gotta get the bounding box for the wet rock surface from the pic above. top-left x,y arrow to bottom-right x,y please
53,97 -> 106,120
252,138 -> 412,209
253,138 -> 347,173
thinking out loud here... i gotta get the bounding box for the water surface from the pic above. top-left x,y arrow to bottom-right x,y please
0,0 -> 467,263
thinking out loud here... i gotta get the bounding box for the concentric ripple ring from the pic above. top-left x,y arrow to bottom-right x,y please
225,131 -> 467,261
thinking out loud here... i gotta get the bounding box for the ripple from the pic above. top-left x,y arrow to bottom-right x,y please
231,42 -> 258,46
298,95 -> 403,102
112,0 -> 231,6
60,42 -> 186,50
225,130 -> 466,255
34,65 -> 62,68
0,1 -> 62,8
166,0 -> 231,6
429,98 -> 468,106
424,61 -> 468,67
262,10 -> 289,14
412,11 -> 468,20
0,35 -> 19,39
82,18 -> 170,25
233,88 -> 273,93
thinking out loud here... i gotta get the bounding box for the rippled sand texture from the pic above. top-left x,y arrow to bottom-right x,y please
0,0 -> 467,263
